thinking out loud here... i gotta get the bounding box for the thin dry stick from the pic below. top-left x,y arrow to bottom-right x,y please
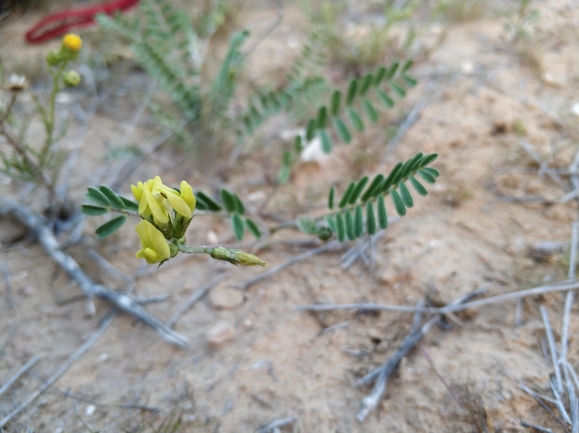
500,360 -> 570,433
257,416 -> 297,433
0,195 -> 188,348
518,139 -> 568,191
355,289 -> 486,422
0,355 -> 40,397
560,221 -> 579,366
564,364 -> 579,433
166,272 -> 229,328
238,240 -> 343,290
296,280 -> 579,315
0,312 -> 115,428
520,421 -> 553,433
541,306 -> 563,395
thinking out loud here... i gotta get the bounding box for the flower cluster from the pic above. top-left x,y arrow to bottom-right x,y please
45,34 -> 83,87
132,176 -> 196,264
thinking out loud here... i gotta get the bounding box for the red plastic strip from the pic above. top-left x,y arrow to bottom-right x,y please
25,0 -> 139,44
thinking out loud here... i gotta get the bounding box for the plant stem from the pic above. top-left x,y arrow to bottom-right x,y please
0,118 -> 59,203
40,63 -> 65,167
175,243 -> 214,255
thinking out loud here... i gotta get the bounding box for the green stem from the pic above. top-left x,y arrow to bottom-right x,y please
175,243 -> 214,255
39,63 -> 65,170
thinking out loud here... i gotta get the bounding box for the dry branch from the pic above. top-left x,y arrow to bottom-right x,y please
296,280 -> 579,315
0,195 -> 188,347
356,289 -> 485,422
0,355 -> 39,397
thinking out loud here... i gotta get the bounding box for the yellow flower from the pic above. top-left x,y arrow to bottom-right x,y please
62,34 -> 82,52
131,176 -> 195,226
135,220 -> 171,264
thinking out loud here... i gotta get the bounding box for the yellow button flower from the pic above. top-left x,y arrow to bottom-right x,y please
62,34 -> 82,52
131,176 -> 196,225
135,220 -> 170,264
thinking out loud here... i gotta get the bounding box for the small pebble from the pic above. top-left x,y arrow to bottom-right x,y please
206,321 -> 235,346
85,405 -> 96,416
209,286 -> 244,309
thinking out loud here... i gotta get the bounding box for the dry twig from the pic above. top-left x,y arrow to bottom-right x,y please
0,195 -> 188,347
356,289 -> 486,422
257,416 -> 297,433
0,355 -> 40,397
296,280 -> 579,315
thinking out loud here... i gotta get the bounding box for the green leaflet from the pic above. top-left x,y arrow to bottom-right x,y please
221,189 -> 237,213
354,205 -> 364,238
336,212 -> 346,242
399,181 -> 414,208
409,176 -> 428,196
377,195 -> 388,229
328,186 -> 335,209
82,205 -> 108,216
366,201 -> 376,235
332,117 -> 351,143
391,190 -> 406,216
96,215 -> 127,238
86,187 -> 111,207
196,191 -> 222,211
99,186 -> 125,209
346,107 -> 364,132
232,213 -> 245,240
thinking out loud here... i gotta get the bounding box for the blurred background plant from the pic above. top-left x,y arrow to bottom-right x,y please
0,34 -> 83,222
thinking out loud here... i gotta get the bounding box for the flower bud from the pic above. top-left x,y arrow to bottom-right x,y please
46,51 -> 62,67
210,247 -> 266,267
63,70 -> 81,87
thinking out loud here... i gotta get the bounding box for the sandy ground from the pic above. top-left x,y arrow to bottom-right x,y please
2,1 -> 579,432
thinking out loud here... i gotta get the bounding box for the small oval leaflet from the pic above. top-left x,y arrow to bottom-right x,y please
96,215 -> 127,238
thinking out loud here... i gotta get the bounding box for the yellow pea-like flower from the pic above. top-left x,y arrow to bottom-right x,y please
62,34 -> 82,52
131,176 -> 196,227
135,220 -> 170,264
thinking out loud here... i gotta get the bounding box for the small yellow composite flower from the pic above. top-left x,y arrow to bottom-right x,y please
135,220 -> 171,264
62,33 -> 82,52
131,176 -> 195,226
